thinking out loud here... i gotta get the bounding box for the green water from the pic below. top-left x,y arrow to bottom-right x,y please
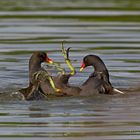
0,0 -> 140,139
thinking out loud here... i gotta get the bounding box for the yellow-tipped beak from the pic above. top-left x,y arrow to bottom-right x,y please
46,57 -> 53,64
80,62 -> 86,72
80,67 -> 84,72
48,59 -> 53,64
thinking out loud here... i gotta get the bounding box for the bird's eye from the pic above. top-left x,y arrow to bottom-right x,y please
40,54 -> 46,60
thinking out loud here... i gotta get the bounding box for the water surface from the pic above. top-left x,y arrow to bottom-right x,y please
0,0 -> 140,139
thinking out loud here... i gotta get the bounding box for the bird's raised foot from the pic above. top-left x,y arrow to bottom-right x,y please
61,42 -> 76,76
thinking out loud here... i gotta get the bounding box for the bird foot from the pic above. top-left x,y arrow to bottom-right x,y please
61,41 -> 76,76
55,88 -> 62,93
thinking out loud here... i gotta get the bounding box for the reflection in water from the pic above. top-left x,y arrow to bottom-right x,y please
0,0 -> 140,139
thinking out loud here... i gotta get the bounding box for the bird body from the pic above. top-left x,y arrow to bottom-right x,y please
20,51 -> 123,100
79,55 -> 123,95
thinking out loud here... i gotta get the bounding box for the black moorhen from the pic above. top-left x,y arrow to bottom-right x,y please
29,52 -> 53,84
19,51 -> 62,100
79,55 -> 124,95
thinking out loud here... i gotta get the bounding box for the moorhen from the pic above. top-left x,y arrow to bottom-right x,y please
19,51 -> 62,100
79,55 -> 124,95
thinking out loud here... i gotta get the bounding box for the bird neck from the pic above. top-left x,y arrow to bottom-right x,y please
92,60 -> 107,72
29,58 -> 42,83
91,61 -> 110,83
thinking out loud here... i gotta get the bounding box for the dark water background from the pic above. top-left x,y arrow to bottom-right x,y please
0,0 -> 140,139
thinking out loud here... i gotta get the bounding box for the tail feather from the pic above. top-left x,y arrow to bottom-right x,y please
113,88 -> 124,94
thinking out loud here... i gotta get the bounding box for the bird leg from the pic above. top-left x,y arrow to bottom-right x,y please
33,70 -> 61,93
42,61 -> 65,74
53,63 -> 65,74
47,75 -> 61,93
61,42 -> 76,76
